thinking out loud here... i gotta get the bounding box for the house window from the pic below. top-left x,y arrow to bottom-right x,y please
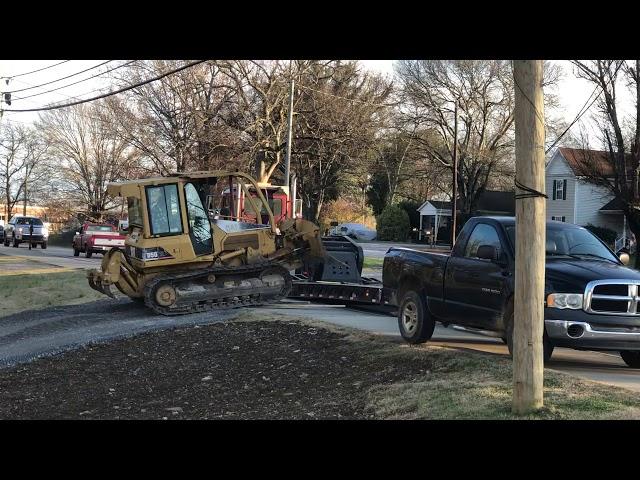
552,216 -> 566,222
552,179 -> 567,200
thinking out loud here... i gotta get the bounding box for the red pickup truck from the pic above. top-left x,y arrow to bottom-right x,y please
72,222 -> 126,258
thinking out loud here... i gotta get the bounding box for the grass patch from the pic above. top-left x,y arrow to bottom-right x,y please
363,257 -> 384,269
0,270 -> 107,318
363,343 -> 640,419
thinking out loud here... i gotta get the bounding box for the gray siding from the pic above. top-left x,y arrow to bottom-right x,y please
575,179 -> 630,237
545,151 -> 575,223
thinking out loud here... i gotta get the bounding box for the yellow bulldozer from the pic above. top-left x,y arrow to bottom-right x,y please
87,171 -> 325,315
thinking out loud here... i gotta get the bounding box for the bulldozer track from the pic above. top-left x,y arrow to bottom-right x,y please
143,262 -> 292,316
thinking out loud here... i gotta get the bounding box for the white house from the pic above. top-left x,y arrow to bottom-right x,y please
546,147 -> 631,248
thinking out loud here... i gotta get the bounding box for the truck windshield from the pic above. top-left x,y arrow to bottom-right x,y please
505,225 -> 619,263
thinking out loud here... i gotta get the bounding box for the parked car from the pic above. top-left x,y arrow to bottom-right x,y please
72,222 -> 126,258
383,216 -> 640,368
329,223 -> 377,241
0,225 -> 4,244
2,215 -> 48,248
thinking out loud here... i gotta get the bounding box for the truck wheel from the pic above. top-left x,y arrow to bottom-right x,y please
85,247 -> 92,258
620,351 -> 640,368
41,242 -> 47,249
73,246 -> 80,256
398,290 -> 435,344
505,306 -> 554,363
13,236 -> 19,248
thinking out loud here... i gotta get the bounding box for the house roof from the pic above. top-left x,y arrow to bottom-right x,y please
429,200 -> 452,210
600,197 -> 625,212
557,147 -> 634,178
417,191 -> 515,215
475,190 -> 515,214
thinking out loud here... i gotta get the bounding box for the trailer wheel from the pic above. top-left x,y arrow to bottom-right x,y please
398,290 -> 434,344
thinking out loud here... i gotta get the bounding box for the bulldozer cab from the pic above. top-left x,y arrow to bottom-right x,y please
107,171 -> 279,268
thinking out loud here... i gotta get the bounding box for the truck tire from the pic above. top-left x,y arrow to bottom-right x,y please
41,242 -> 47,249
73,246 -> 80,256
13,236 -> 19,248
505,303 -> 554,364
398,290 -> 435,344
85,246 -> 92,258
620,351 -> 640,368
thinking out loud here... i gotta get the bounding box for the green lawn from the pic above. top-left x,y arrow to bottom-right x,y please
0,270 -> 107,318
363,257 -> 384,269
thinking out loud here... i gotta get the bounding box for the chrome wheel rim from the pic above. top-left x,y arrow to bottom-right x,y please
402,301 -> 418,334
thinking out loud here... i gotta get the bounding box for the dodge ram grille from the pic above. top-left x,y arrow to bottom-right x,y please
584,280 -> 640,316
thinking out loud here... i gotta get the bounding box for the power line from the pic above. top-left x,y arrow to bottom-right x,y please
0,60 -> 70,80
12,60 -> 138,102
1,60 -> 208,113
545,60 -> 625,154
2,61 -> 113,94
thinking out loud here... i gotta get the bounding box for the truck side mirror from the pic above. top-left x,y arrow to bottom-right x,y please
619,252 -> 630,265
477,245 -> 498,261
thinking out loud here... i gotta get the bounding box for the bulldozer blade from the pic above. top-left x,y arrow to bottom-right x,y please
87,269 -> 116,298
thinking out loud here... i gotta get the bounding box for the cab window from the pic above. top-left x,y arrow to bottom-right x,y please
464,223 -> 503,259
145,184 -> 182,236
184,183 -> 213,255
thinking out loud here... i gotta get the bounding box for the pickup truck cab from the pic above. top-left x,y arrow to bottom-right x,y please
383,216 -> 640,368
73,222 -> 126,258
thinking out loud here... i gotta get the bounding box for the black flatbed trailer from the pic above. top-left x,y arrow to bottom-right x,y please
287,235 -> 393,309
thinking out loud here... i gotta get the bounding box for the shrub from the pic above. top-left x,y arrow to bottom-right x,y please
582,223 -> 617,247
377,205 -> 410,241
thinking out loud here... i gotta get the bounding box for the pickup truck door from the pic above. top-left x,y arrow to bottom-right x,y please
443,223 -> 509,329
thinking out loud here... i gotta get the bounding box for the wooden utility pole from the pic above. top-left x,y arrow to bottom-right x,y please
23,176 -> 27,216
512,60 -> 546,414
284,66 -> 295,189
451,100 -> 458,247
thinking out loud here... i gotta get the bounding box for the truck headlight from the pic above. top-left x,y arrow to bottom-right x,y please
546,293 -> 584,309
42,227 -> 49,238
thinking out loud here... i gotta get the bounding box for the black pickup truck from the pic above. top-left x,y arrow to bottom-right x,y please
383,216 -> 640,368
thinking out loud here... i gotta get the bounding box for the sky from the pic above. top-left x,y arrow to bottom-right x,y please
1,59 -> 636,148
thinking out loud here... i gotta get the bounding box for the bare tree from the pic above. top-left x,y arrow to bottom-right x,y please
291,61 -> 393,223
396,60 -> 562,221
568,60 -> 640,267
0,123 -> 49,221
108,60 -> 245,176
396,60 -> 516,219
38,102 -> 139,221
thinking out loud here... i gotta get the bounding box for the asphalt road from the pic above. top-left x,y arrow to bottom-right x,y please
0,243 -> 102,269
358,241 -> 449,259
